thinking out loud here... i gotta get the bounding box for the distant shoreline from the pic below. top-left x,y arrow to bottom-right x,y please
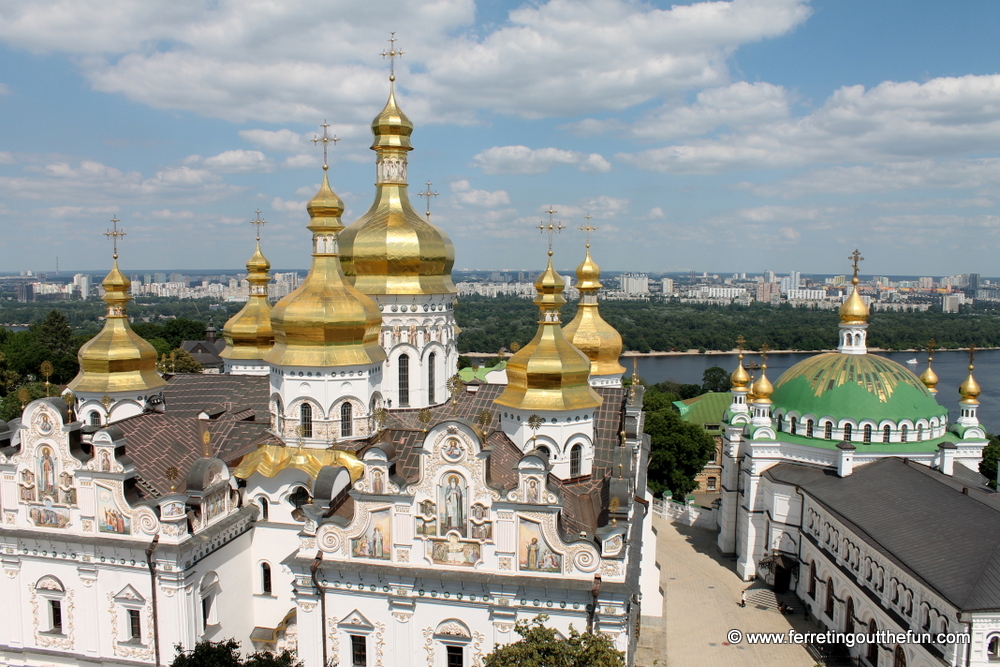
463,347 -> 1000,358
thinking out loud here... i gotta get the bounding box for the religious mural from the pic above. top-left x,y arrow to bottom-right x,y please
29,500 -> 70,529
438,473 -> 467,536
430,534 -> 481,567
371,469 -> 385,495
19,470 -> 35,502
37,446 -> 57,500
518,519 -> 561,573
352,509 -> 391,560
97,484 -> 130,534
58,472 -> 76,506
204,489 -> 227,522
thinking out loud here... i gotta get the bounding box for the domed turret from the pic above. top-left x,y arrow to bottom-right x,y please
731,353 -> 750,389
563,239 -> 625,385
959,362 -> 982,405
919,349 -> 939,394
265,167 -> 385,368
220,216 -> 274,373
839,275 -> 869,324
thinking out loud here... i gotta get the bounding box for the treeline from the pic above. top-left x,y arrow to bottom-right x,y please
454,296 -> 1000,353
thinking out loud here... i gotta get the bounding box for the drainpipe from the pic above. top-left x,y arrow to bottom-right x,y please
310,551 -> 326,667
145,535 -> 161,667
588,575 -> 602,633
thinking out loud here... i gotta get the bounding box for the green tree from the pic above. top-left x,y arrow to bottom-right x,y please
483,615 -> 624,667
0,351 -> 20,397
169,639 -> 301,667
159,349 -> 203,374
643,387 -> 716,498
701,366 -> 730,393
980,433 -> 1000,489
0,382 -> 47,421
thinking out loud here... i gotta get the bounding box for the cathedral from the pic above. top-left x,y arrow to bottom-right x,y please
0,72 -> 656,667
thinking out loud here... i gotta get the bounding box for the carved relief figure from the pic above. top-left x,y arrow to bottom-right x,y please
352,509 -> 391,560
519,520 -> 561,573
439,474 -> 466,536
37,446 -> 56,498
97,484 -> 130,534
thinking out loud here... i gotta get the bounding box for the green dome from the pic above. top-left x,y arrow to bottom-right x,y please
772,353 -> 947,424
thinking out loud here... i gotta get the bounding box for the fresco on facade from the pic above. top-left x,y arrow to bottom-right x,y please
416,517 -> 437,536
526,477 -> 540,503
99,450 -> 112,472
351,509 -> 391,560
58,472 -> 76,505
518,519 -> 561,573
438,473 -> 467,537
371,469 -> 385,494
441,439 -> 463,462
204,489 -> 227,521
470,521 -> 493,540
97,484 -> 130,534
20,470 -> 36,502
29,500 -> 71,528
430,534 -> 481,566
37,446 -> 57,499
161,501 -> 186,518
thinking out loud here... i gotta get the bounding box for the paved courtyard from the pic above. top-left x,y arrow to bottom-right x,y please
636,516 -> 816,667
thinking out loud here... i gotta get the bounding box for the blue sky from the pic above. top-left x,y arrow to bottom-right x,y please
2,0 -> 1000,277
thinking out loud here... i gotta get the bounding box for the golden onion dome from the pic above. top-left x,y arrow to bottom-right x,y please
563,247 -> 624,377
495,253 -> 602,412
753,364 -> 774,404
840,276 -> 869,324
265,169 -> 386,368
68,259 -> 166,394
919,356 -> 939,394
221,239 -> 274,361
338,81 -> 456,296
959,363 -> 982,404
731,353 -> 750,389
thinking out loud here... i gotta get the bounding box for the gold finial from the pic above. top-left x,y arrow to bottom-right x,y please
312,120 -> 339,170
581,215 -> 597,249
849,249 -> 864,284
201,428 -> 211,458
418,180 -> 438,219
40,360 -> 53,397
919,338 -> 939,394
381,32 -> 404,82
731,336 -> 750,389
960,345 -> 982,404
105,216 -> 125,260
62,390 -> 75,421
165,466 -> 180,492
736,335 -> 746,352
754,344 -> 774,403
969,344 -> 976,366
100,394 -> 114,410
527,414 -> 543,445
250,209 -> 267,241
759,342 -> 770,364
537,207 -> 564,256
17,386 -> 29,409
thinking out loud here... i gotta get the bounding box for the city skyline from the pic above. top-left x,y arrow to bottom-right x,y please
2,0 -> 1000,274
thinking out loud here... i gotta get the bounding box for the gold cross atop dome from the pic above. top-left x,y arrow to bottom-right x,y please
105,216 -> 125,259
381,32 -> 404,82
969,345 -> 976,365
250,209 -> 267,241
538,206 -> 564,255
849,249 -> 864,280
312,120 -> 339,169
418,180 -> 438,218
580,215 -> 597,249
735,335 -> 746,352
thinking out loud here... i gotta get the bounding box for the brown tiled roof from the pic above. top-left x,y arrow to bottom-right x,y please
114,374 -> 276,496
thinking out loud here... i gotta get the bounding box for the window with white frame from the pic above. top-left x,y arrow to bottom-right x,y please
35,576 -> 67,635
200,573 -> 220,633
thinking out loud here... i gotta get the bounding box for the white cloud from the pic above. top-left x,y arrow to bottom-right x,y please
271,197 -> 307,212
283,154 -> 321,169
473,146 -> 611,175
638,207 -> 665,220
778,226 -> 800,242
0,83 -> 9,96
184,150 -> 276,174
449,179 -> 510,207
0,152 -> 13,164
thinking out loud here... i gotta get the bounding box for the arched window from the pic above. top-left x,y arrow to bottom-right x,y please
808,562 -> 816,598
89,411 -> 102,426
824,422 -> 833,439
883,425 -> 891,443
806,420 -> 814,438
917,425 -> 924,442
428,352 -> 437,404
274,397 -> 284,432
893,646 -> 906,667
825,577 -> 835,618
863,425 -> 872,443
261,563 -> 272,595
570,444 -> 582,477
399,354 -> 410,407
300,403 -> 312,438
791,416 -> 797,435
536,445 -> 551,459
987,635 -> 1000,660
845,597 -> 855,634
843,424 -> 852,441
867,620 -> 879,664
341,402 -> 353,438
901,425 -> 908,443
257,497 -> 269,521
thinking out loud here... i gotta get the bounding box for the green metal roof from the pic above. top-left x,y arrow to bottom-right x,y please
673,392 -> 730,431
771,352 -> 947,424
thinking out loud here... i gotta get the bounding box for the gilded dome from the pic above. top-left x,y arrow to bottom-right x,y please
68,260 -> 166,394
919,357 -> 939,394
959,364 -> 981,404
221,240 -> 274,361
730,353 -> 750,389
771,352 -> 946,424
563,247 -> 625,377
338,82 -> 456,296
754,364 -> 774,404
495,254 -> 602,412
840,277 -> 869,324
265,170 -> 386,368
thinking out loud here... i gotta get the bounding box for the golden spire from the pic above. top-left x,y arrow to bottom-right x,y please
338,34 -> 455,297
753,345 -> 774,404
67,217 -> 165,395
730,336 -> 750,389
959,346 -> 982,404
495,218 -> 602,412
839,249 -> 869,324
563,217 -> 625,377
918,339 -> 939,394
265,156 -> 385,368
221,210 -> 275,362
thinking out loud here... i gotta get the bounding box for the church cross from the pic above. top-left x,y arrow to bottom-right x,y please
759,342 -> 771,364
418,180 -> 438,218
580,214 -> 597,248
849,249 -> 864,279
735,335 -> 746,353
381,32 -> 404,81
104,216 -> 125,259
926,338 -> 937,357
969,345 -> 976,366
537,206 -> 564,254
312,120 -> 339,168
250,209 -> 267,241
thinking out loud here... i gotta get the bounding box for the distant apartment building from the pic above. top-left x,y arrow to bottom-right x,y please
785,289 -> 827,301
763,270 -> 776,283
620,272 -> 650,295
72,273 -> 90,299
918,276 -> 935,289
661,277 -> 674,295
694,286 -> 746,299
943,293 -> 966,313
755,282 -> 780,303
778,271 -> 800,293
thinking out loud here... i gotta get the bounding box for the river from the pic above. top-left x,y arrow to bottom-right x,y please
628,349 -> 1000,435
